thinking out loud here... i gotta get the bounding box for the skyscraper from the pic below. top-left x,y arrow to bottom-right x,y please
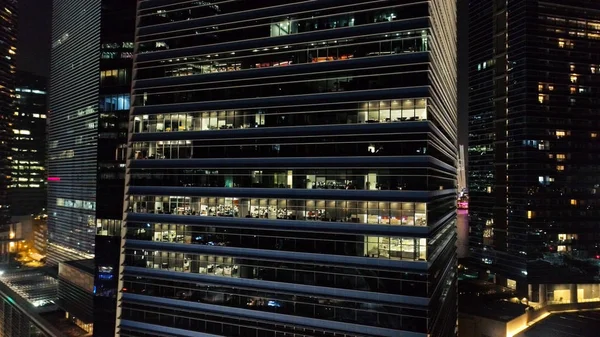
49,1 -> 135,334
48,0 -> 102,263
117,1 -> 458,336
48,0 -> 135,263
0,0 -> 17,237
469,0 -> 600,304
11,71 -> 47,217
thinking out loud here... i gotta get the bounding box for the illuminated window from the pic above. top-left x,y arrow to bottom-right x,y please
592,66 -> 597,74
538,94 -> 546,104
570,64 -> 576,71
557,245 -> 566,252
570,86 -> 576,94
556,154 -> 566,161
538,84 -> 544,91
555,130 -> 567,138
557,165 -> 565,171
570,75 -> 578,83
487,186 -> 492,193
527,210 -> 534,219
570,199 -> 577,205
548,154 -> 554,159
558,40 -> 565,48
591,132 -> 597,138
548,85 -> 554,91
483,228 -> 493,238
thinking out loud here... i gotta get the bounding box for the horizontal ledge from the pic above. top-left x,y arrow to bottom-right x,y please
129,155 -> 455,172
137,18 -> 429,62
126,185 -> 457,202
120,320 -> 220,337
126,212 -> 431,237
122,293 -> 426,337
134,53 -> 429,90
125,239 -> 429,271
131,87 -> 430,115
123,266 -> 430,307
131,120 -> 431,142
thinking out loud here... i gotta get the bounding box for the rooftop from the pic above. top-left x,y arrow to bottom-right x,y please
460,298 -> 528,322
515,310 -> 600,337
0,269 -> 58,309
63,259 -> 95,275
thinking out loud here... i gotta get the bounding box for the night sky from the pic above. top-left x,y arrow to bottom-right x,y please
15,0 -> 469,149
17,0 -> 52,78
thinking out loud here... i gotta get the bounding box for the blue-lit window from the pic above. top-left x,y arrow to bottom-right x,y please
99,94 -> 130,111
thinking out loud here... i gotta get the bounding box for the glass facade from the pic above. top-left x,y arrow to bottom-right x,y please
118,1 -> 458,336
11,72 -> 47,216
468,0 -> 600,298
0,0 -> 17,234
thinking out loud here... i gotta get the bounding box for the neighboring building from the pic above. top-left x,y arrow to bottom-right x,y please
0,269 -> 63,337
468,0 -> 600,304
459,301 -> 528,337
10,72 -> 47,217
117,1 -> 458,337
48,0 -> 101,264
0,0 -> 17,242
57,260 -> 95,335
49,0 -> 135,335
9,216 -> 32,253
0,221 -> 22,265
32,214 -> 47,257
48,0 -> 134,264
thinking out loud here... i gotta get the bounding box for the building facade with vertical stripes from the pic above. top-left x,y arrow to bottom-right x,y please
49,0 -> 136,334
48,0 -> 102,264
118,1 -> 458,336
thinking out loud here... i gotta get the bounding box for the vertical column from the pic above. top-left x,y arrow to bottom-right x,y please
570,284 -> 578,303
593,284 -> 600,301
539,284 -> 547,306
239,198 -> 249,218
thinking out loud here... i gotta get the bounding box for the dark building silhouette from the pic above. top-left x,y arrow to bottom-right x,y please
10,71 -> 47,217
117,1 -> 458,336
0,0 -> 17,237
469,0 -> 600,304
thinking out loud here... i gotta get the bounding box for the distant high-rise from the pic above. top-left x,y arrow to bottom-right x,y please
117,1 -> 458,336
49,0 -> 135,334
469,0 -> 600,303
48,0 -> 102,263
48,0 -> 134,263
11,71 -> 47,217
0,0 -> 17,235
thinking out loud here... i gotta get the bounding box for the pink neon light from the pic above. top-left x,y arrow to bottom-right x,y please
48,177 -> 61,182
